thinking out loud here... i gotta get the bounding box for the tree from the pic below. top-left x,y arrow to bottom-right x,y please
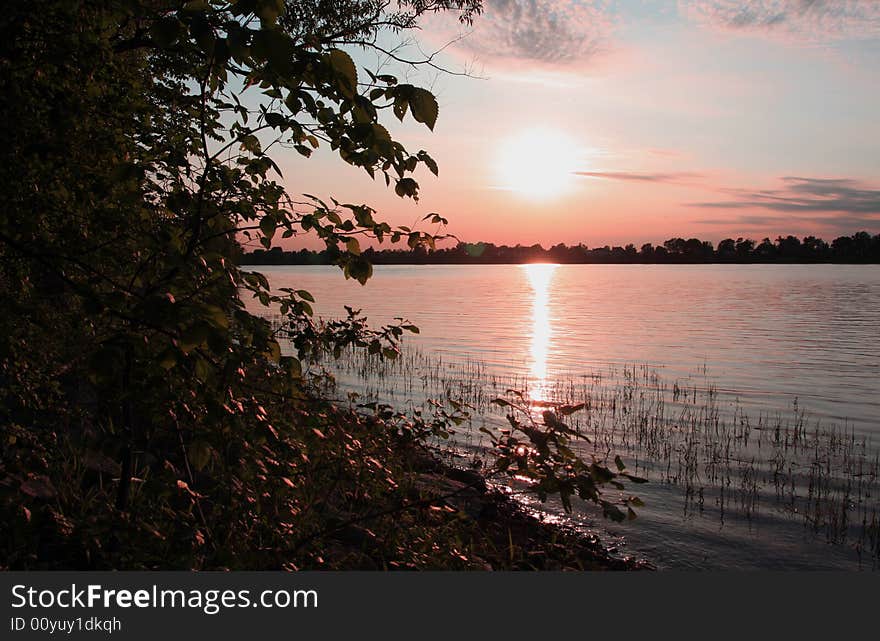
717,238 -> 736,260
755,237 -> 777,260
0,0 -> 484,568
2,1 -> 649,569
735,237 -> 755,259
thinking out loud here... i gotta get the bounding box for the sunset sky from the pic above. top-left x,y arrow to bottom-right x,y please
279,0 -> 880,249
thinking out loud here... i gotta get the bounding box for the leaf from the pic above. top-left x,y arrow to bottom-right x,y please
194,355 -> 211,381
560,491 -> 572,513
559,403 -> 586,416
344,255 -> 373,285
20,475 -> 57,499
253,28 -> 297,75
264,112 -> 286,128
346,238 -> 361,255
328,49 -> 358,99
180,322 -> 211,353
421,154 -> 438,176
393,96 -> 408,122
260,215 -> 276,240
602,500 -> 626,522
254,0 -> 284,24
590,463 -> 615,484
203,305 -> 229,330
614,455 -> 626,472
284,356 -> 302,379
266,339 -> 281,363
150,17 -> 182,48
408,87 -> 439,130
188,441 -> 213,472
395,177 -> 419,199
371,123 -> 391,143
159,348 -> 177,370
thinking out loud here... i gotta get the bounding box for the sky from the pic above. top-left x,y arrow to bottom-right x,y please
277,0 -> 880,249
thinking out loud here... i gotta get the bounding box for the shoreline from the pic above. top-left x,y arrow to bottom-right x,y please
306,410 -> 652,571
408,447 -> 652,571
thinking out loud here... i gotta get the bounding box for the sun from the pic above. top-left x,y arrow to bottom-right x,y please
494,127 -> 582,200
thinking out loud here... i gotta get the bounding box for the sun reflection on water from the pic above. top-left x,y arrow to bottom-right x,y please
523,263 -> 558,402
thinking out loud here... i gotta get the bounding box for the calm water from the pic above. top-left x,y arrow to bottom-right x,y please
245,264 -> 880,569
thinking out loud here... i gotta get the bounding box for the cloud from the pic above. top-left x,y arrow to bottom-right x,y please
429,1 -> 615,67
680,0 -> 880,41
688,176 -> 880,232
695,214 -> 880,232
576,170 -> 703,183
689,176 -> 880,213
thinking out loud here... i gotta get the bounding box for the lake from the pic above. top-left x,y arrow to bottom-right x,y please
244,263 -> 880,570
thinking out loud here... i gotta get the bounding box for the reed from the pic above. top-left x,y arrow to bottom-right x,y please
267,312 -> 880,568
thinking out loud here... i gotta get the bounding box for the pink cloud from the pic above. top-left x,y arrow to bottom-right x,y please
680,0 -> 880,41
426,0 -> 616,69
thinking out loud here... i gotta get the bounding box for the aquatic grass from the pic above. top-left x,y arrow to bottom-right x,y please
314,339 -> 880,568
264,312 -> 880,568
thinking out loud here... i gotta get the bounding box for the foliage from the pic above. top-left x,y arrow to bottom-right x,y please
487,392 -> 645,521
0,0 -> 639,569
0,0 -> 485,568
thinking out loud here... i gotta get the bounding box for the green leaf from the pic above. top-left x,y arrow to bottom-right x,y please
393,96 -> 408,122
158,348 -> 178,370
394,177 -> 419,199
559,403 -> 586,416
371,123 -> 391,143
602,500 -> 626,522
328,49 -> 358,99
421,154 -> 438,176
194,355 -> 212,381
254,0 -> 285,24
188,440 -> 213,472
282,356 -> 302,379
180,322 -> 211,353
344,255 -> 373,285
203,305 -> 229,330
408,87 -> 438,130
253,28 -> 296,74
150,17 -> 182,48
259,216 -> 275,240
264,111 -> 286,128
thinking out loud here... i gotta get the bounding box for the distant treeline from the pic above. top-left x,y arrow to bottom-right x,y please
242,231 -> 880,265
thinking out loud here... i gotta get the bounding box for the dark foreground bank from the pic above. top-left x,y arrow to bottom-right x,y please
307,428 -> 650,571
368,442 -> 652,570
2,388 -> 647,571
